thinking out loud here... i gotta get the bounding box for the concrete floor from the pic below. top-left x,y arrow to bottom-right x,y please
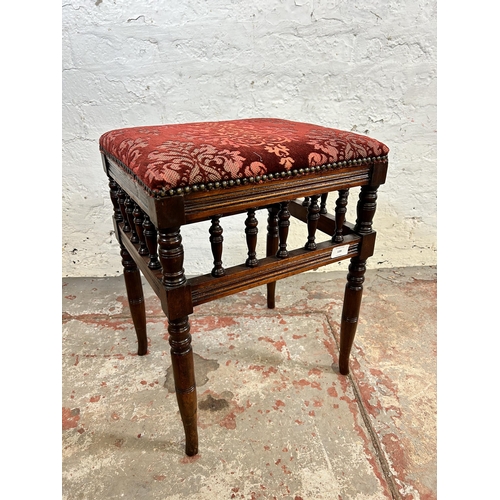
62,266 -> 436,500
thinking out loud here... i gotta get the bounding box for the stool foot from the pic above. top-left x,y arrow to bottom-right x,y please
121,247 -> 148,356
339,257 -> 366,376
176,383 -> 198,456
168,316 -> 199,456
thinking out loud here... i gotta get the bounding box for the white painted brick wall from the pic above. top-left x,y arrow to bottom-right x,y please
62,0 -> 436,277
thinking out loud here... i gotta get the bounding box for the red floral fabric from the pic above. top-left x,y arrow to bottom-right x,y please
100,118 -> 389,194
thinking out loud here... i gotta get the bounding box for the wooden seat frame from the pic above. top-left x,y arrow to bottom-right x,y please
102,152 -> 388,456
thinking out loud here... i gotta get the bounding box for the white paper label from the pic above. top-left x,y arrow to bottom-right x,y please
331,245 -> 350,259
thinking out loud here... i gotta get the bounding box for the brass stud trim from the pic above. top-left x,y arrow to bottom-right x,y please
100,148 -> 387,199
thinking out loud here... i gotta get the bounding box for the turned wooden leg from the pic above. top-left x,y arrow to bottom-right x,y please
168,316 -> 198,456
339,258 -> 366,375
120,246 -> 148,356
339,184 -> 379,375
266,204 -> 280,309
158,226 -> 198,455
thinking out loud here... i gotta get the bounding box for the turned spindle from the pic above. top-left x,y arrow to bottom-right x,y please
108,178 -> 123,223
266,205 -> 280,253
125,196 -> 139,243
333,189 -> 349,243
276,201 -> 291,259
117,188 -> 130,232
209,216 -> 225,277
266,204 -> 280,309
320,193 -> 328,215
245,209 -> 259,267
302,197 -> 310,207
142,214 -> 161,270
133,205 -> 149,256
305,195 -> 320,250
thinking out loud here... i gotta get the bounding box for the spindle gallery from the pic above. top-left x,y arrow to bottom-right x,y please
100,118 -> 389,456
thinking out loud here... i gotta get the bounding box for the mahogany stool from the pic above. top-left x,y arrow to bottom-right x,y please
100,118 -> 389,456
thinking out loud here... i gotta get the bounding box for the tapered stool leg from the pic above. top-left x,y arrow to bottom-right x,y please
168,316 -> 198,456
120,246 -> 148,356
158,226 -> 198,455
339,257 -> 366,375
339,181 -> 381,375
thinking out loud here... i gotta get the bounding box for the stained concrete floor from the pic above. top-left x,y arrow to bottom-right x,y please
62,266 -> 436,500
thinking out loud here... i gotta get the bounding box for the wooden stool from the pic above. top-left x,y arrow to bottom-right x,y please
100,118 -> 389,456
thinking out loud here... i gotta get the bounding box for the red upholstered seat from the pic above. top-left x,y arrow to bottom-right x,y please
99,118 -> 389,196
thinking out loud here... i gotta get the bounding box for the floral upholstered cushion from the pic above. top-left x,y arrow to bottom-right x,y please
100,118 -> 389,196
